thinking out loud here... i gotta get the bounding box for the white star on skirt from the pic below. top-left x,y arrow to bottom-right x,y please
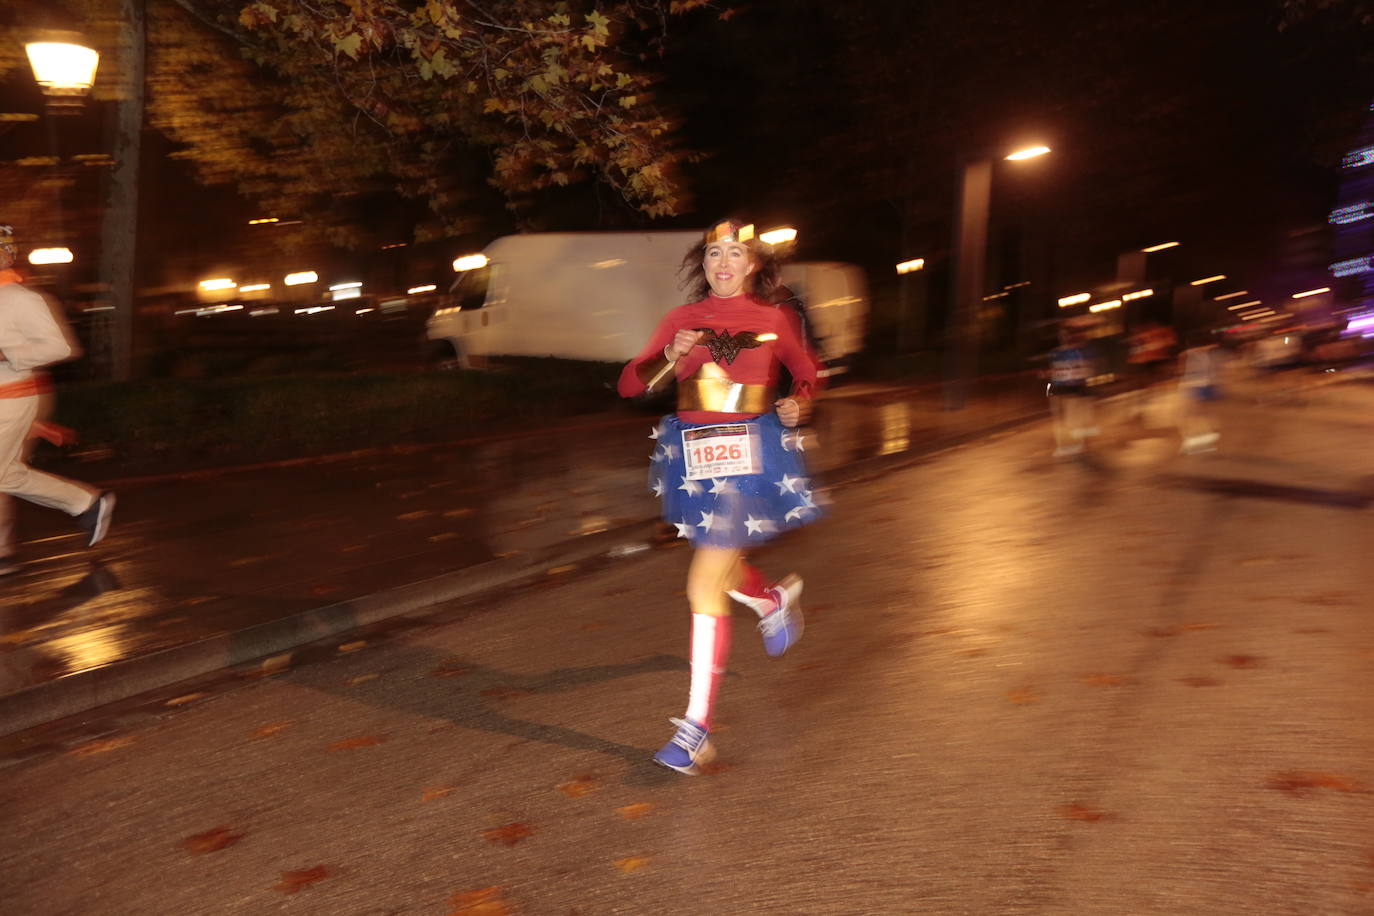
678,477 -> 703,496
651,480 -> 664,497
709,477 -> 737,495
774,473 -> 801,495
661,443 -> 679,460
697,511 -> 717,532
784,506 -> 806,522
674,521 -> 692,538
744,515 -> 775,536
649,426 -> 661,439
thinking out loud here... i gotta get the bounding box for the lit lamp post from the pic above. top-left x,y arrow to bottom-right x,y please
946,143 -> 1051,409
24,38 -> 98,304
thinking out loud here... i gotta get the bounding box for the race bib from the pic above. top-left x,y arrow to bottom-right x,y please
682,424 -> 761,480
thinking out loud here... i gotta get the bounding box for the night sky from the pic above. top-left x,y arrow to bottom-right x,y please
2,0 -> 1372,324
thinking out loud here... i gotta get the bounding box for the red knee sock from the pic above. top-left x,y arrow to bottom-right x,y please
685,613 -> 732,729
726,562 -> 778,618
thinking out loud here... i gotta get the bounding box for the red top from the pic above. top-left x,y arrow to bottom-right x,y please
618,293 -> 822,423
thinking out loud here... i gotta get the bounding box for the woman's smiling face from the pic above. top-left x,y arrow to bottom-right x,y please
703,240 -> 755,298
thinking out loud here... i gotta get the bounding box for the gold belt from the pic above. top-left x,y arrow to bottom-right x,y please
677,378 -> 774,414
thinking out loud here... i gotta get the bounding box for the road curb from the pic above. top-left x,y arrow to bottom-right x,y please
0,408 -> 1046,737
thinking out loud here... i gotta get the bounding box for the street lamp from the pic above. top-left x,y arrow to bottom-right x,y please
25,41 -> 99,112
947,142 -> 1052,409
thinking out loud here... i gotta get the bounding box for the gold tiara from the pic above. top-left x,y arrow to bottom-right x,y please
705,220 -> 754,244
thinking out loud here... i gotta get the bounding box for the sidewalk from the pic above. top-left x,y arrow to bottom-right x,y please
0,374 -> 1049,735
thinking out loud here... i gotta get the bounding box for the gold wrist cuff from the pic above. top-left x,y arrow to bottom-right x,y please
635,350 -> 677,393
678,378 -> 774,414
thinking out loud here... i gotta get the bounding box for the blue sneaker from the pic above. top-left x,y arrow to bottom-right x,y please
759,574 -> 803,657
652,717 -> 714,775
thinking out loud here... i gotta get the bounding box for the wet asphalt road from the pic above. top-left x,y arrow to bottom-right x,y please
2,372 -> 1372,915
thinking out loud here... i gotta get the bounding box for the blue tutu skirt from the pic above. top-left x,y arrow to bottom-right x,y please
648,412 -> 821,548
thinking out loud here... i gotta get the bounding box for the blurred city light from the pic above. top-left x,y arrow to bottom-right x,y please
1329,203 -> 1371,225
1121,289 -> 1154,301
239,283 -> 271,293
1343,145 -> 1374,169
248,217 -> 279,225
27,247 -> 73,265
1332,255 -> 1373,277
1291,287 -> 1330,299
759,227 -> 798,246
328,281 -> 362,291
380,242 -> 408,250
331,288 -> 361,302
1005,145 -> 1051,161
1214,290 -> 1248,300
1141,241 -> 1180,253
25,42 -> 99,93
356,307 -> 376,314
1057,293 -> 1090,307
249,307 -> 278,317
1089,300 -> 1121,312
1189,275 -> 1226,286
284,271 -> 318,286
408,284 -> 438,295
452,254 -> 489,272
197,278 -> 236,292
895,258 -> 925,274
294,305 -> 334,315
1228,300 -> 1262,310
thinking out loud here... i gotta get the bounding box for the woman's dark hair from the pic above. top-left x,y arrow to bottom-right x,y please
678,219 -> 782,302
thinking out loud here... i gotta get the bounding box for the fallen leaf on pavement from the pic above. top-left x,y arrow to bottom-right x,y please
447,886 -> 514,914
614,856 -> 651,874
482,823 -> 534,847
274,865 -> 329,894
423,786 -> 458,802
259,653 -> 293,676
328,735 -> 386,752
68,736 -> 135,757
1267,771 -> 1367,795
251,721 -> 293,739
337,641 -> 367,653
165,692 -> 208,707
182,826 -> 242,855
557,774 -> 600,798
1058,803 -> 1110,822
480,688 -> 531,699
616,803 -> 655,820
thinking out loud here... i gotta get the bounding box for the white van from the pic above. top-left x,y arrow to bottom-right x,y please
426,231 -> 867,373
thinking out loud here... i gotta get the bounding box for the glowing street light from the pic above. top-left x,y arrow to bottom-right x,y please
239,283 -> 271,293
1121,289 -> 1154,301
1291,287 -> 1330,299
452,253 -> 488,272
759,227 -> 798,246
284,271 -> 318,286
1189,275 -> 1226,286
25,41 -> 100,108
1057,293 -> 1091,307
197,277 -> 236,292
248,217 -> 279,225
1005,145 -> 1051,161
1089,300 -> 1122,313
408,284 -> 438,295
1214,290 -> 1248,300
895,258 -> 925,275
1227,300 -> 1262,311
28,247 -> 74,265
1141,241 -> 1180,253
